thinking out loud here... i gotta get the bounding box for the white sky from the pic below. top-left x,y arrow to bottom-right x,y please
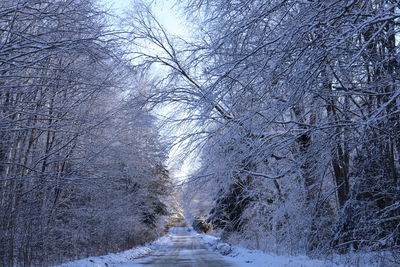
104,0 -> 187,37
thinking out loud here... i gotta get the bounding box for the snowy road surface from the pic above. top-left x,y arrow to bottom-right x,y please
113,227 -> 235,266
57,227 -> 342,267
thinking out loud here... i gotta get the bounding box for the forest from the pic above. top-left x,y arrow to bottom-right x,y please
0,0 -> 170,266
1,0 -> 399,266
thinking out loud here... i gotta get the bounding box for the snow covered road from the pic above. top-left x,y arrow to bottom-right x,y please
114,227 -> 235,266
57,227 -> 344,267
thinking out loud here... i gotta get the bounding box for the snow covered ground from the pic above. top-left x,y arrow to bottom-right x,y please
55,227 -> 396,267
193,230 -> 338,267
195,231 -> 399,267
54,235 -> 172,267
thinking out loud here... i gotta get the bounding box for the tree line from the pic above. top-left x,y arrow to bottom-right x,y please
0,0 -> 170,266
130,0 -> 399,260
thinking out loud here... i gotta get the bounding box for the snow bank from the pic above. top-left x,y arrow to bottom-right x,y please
194,230 -> 339,267
195,230 -> 399,266
54,246 -> 151,267
54,233 -> 175,267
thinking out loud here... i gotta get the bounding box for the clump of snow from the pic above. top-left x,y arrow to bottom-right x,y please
126,246 -> 152,260
215,242 -> 233,255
